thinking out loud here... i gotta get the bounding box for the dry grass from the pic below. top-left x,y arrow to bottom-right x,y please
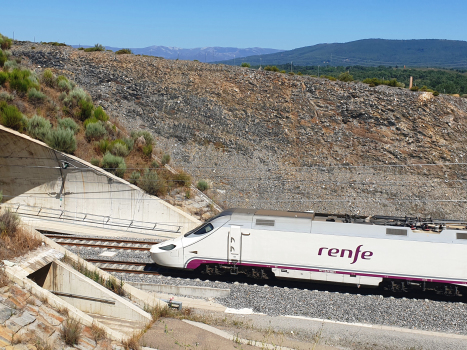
91,322 -> 107,344
61,318 -> 82,346
35,338 -> 54,350
122,334 -> 141,350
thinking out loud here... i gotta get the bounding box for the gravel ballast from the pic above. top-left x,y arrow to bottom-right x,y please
66,245 -> 467,336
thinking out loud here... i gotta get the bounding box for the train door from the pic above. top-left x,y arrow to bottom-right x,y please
228,225 -> 242,263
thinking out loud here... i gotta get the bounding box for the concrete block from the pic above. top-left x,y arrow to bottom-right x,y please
5,312 -> 35,332
0,305 -> 14,323
128,282 -> 230,299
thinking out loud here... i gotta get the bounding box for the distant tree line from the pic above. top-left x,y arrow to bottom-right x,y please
249,64 -> 467,95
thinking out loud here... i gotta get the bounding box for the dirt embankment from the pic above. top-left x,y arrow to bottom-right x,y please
11,42 -> 467,218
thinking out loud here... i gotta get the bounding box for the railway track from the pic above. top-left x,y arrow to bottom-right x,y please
85,259 -> 159,274
44,233 -> 161,251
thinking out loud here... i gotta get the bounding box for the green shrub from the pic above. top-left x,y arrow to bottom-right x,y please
0,50 -> 6,67
78,47 -> 84,50
264,66 -> 279,72
433,91 -> 440,96
0,71 -> 8,85
0,35 -> 12,50
297,72 -> 303,76
0,92 -> 13,101
241,62 -> 250,68
131,130 -> 154,145
64,87 -> 91,108
410,86 -> 419,91
42,69 -> 55,87
4,60 -> 17,70
115,48 -> 132,54
9,69 -> 39,94
161,154 -> 170,165
27,115 -> 51,141
83,116 -> 99,128
150,160 -> 160,169
46,128 -> 77,153
96,139 -> 111,154
85,122 -> 107,141
142,144 -> 153,158
90,158 -> 101,167
338,72 -> 353,82
28,88 -> 46,103
173,171 -> 191,187
58,118 -> 79,134
84,44 -> 105,52
122,137 -> 134,151
93,106 -> 109,122
57,79 -> 71,92
0,103 -> 26,131
102,152 -> 126,178
139,169 -> 167,196
77,99 -> 94,121
111,142 -> 129,157
280,70 -> 286,74
196,180 -> 209,191
288,72 -> 295,76
129,171 -> 140,184
322,75 -> 337,81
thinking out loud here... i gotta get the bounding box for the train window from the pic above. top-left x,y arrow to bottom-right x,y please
386,228 -> 407,236
184,223 -> 214,237
256,219 -> 275,227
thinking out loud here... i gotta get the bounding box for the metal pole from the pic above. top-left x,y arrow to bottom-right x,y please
318,65 -> 320,77
234,55 -> 235,66
291,61 -> 293,73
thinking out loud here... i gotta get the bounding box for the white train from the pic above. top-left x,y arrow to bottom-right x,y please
150,208 -> 467,295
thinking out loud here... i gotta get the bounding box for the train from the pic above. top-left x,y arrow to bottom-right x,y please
150,208 -> 467,296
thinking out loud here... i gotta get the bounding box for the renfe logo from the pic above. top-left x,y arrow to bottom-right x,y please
318,245 -> 373,264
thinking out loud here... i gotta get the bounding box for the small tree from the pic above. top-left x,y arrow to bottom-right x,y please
241,62 -> 250,68
115,48 -> 132,54
338,72 -> 353,82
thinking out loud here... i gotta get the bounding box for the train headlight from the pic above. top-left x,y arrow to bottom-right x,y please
159,244 -> 176,251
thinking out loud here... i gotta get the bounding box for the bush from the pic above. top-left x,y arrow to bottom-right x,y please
4,60 -> 17,70
102,152 -> 126,178
85,122 -> 107,141
161,154 -> 170,165
111,142 -> 130,157
131,130 -> 154,145
93,106 -> 109,122
64,87 -> 90,108
28,88 -> 46,103
173,171 -> 191,187
197,180 -> 209,191
139,169 -> 167,196
27,115 -> 51,141
115,48 -> 132,54
433,91 -> 440,96
0,103 -> 27,131
61,318 -> 82,346
83,116 -> 98,128
241,62 -> 250,68
122,137 -> 134,151
322,75 -> 337,81
0,34 -> 12,50
77,99 -> 94,121
0,210 -> 20,236
264,66 -> 279,72
0,92 -> 13,101
297,72 -> 303,76
338,72 -> 353,82
142,144 -> 153,158
46,128 -> 77,153
96,139 -> 111,154
288,72 -> 295,76
58,118 -> 79,134
42,69 -> 55,87
84,44 -> 105,52
90,158 -> 101,167
9,69 -> 38,93
129,171 -> 140,184
150,160 -> 160,169
0,71 -> 8,85
280,70 -> 286,74
410,86 -> 419,91
0,50 -> 6,67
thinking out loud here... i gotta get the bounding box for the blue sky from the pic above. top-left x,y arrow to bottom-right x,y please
2,0 -> 466,50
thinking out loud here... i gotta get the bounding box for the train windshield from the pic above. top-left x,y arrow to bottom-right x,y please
184,223 -> 214,237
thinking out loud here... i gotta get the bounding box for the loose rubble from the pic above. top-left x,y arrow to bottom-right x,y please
10,42 -> 467,218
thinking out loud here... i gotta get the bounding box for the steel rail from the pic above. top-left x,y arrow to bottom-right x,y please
43,233 -> 161,245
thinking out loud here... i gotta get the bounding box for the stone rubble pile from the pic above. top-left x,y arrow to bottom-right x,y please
11,42 -> 467,218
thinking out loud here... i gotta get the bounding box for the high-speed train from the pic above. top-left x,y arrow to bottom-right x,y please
150,208 -> 467,295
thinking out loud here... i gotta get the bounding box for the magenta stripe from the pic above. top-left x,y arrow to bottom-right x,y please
185,259 -> 467,285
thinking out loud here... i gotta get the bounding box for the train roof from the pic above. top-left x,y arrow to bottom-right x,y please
210,208 -> 467,230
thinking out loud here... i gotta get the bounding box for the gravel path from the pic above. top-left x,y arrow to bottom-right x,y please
66,246 -> 467,335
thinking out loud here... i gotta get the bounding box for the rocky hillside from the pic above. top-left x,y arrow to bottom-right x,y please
11,42 -> 467,219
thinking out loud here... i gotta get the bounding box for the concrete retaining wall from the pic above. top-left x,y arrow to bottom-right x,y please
0,126 -> 199,235
128,282 -> 230,298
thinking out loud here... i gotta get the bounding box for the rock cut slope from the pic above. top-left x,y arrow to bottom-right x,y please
11,42 -> 467,219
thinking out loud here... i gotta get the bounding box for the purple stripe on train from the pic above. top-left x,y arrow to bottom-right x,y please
185,258 -> 467,285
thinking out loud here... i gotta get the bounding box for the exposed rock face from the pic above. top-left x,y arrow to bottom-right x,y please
11,42 -> 467,219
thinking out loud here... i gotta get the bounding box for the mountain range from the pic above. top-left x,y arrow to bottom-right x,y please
71,45 -> 283,62
217,39 -> 467,68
